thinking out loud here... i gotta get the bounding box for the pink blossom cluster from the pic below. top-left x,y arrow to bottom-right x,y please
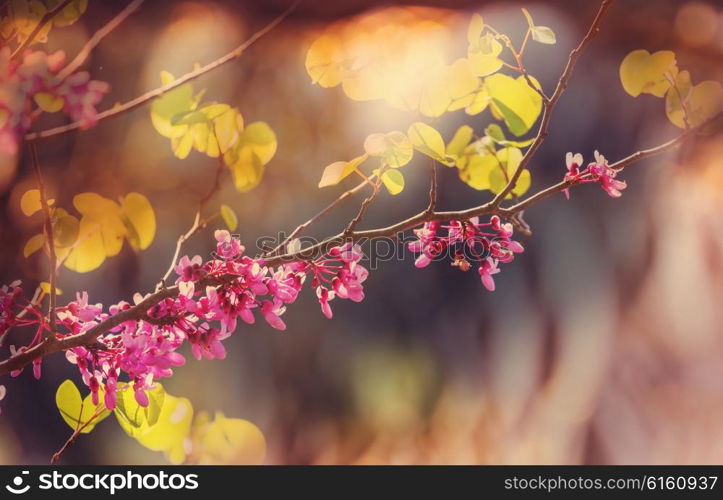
407,215 -> 524,291
0,48 -> 110,155
1,231 -> 369,411
563,151 -> 627,199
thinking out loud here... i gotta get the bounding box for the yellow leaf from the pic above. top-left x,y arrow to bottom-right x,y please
53,213 -> 80,248
466,86 -> 491,115
318,154 -> 368,188
364,131 -> 413,168
407,122 -> 447,162
120,392 -> 193,464
39,281 -> 62,296
72,192 -> 126,257
489,147 -> 530,197
446,125 -> 474,162
619,49 -> 677,98
151,71 -> 195,139
220,204 -> 238,231
55,380 -> 109,434
20,189 -> 42,216
446,59 -> 481,111
305,33 -> 345,88
121,193 -> 156,251
380,169 -> 405,195
49,0 -> 88,27
459,153 -> 498,190
238,121 -> 277,165
23,233 -> 45,257
468,33 -> 503,77
667,79 -> 723,129
227,149 -> 264,193
33,92 -> 64,113
64,217 -> 107,273
521,8 -> 535,28
467,13 -> 484,45
194,412 -> 266,465
485,74 -> 542,136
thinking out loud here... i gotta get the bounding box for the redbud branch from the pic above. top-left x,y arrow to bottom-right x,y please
29,142 -> 58,337
491,0 -> 614,206
10,0 -> 74,60
0,126 -> 701,377
56,0 -> 146,82
24,0 -> 301,142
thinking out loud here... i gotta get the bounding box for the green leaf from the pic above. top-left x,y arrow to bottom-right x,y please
318,154 -> 368,188
220,204 -> 238,231
55,380 -> 110,434
619,49 -> 677,98
407,122 -> 448,163
485,124 -> 505,142
380,169 -> 405,195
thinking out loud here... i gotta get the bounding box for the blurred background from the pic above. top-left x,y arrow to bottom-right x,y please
2,0 -> 723,464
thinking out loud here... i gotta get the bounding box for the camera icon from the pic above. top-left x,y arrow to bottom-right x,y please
5,471 -> 30,495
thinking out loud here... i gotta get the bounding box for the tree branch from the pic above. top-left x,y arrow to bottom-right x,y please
56,0 -> 146,81
29,143 -> 57,337
24,0 -> 301,142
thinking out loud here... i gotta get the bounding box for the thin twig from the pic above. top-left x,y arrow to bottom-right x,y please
24,0 -> 302,142
344,177 -> 382,236
10,0 -> 73,59
263,175 -> 376,258
157,143 -> 226,289
426,159 -> 437,213
29,143 -> 57,337
56,0 -> 145,81
490,0 -> 614,206
50,405 -> 107,464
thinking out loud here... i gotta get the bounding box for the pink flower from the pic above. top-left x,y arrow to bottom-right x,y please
317,286 -> 335,319
478,258 -> 500,291
0,384 -> 5,415
588,150 -> 627,198
214,230 -> 244,260
561,151 -> 626,199
261,300 -> 286,330
175,255 -> 204,283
